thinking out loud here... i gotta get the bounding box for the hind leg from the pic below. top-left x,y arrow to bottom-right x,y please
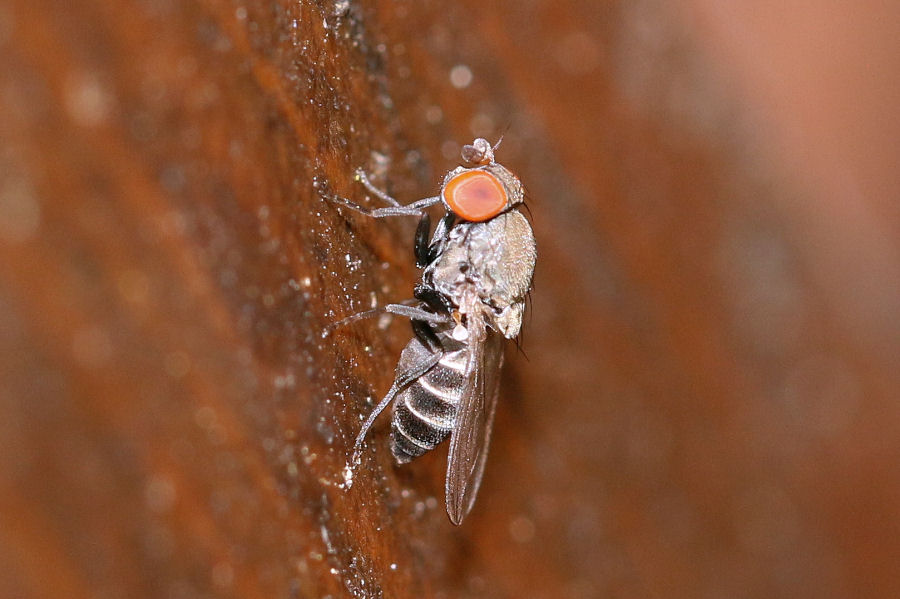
351,349 -> 443,464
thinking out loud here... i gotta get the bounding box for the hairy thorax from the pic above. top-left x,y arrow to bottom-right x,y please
424,210 -> 536,338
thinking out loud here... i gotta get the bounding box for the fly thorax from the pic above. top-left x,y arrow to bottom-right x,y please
465,212 -> 536,338
424,224 -> 475,306
425,211 -> 535,339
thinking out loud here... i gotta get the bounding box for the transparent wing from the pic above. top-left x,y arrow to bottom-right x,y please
445,319 -> 505,525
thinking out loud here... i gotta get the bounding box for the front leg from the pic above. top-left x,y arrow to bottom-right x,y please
414,213 -> 432,267
327,169 -> 442,219
354,169 -> 401,207
328,194 -> 440,218
424,212 -> 456,264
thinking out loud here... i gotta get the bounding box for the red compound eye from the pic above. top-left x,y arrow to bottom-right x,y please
442,170 -> 507,222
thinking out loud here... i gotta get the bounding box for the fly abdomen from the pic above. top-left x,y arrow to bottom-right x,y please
391,347 -> 467,463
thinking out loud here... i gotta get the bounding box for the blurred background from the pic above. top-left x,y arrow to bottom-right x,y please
1,0 -> 898,597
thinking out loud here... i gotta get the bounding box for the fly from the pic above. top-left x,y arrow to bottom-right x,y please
328,138 -> 536,524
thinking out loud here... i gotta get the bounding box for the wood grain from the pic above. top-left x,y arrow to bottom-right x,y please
1,0 -> 898,597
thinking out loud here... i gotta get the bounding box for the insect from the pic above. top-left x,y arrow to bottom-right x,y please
329,138 -> 536,524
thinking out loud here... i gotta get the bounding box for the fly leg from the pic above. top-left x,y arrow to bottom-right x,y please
411,319 -> 442,354
414,284 -> 454,314
323,302 -> 451,337
408,285 -> 455,351
351,349 -> 443,465
414,213 -> 431,267
354,169 -> 400,207
328,168 -> 441,218
415,211 -> 458,267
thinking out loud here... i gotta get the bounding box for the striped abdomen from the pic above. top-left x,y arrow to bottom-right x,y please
391,345 -> 468,463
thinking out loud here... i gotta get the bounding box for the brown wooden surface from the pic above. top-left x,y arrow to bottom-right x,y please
1,1 -> 899,597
